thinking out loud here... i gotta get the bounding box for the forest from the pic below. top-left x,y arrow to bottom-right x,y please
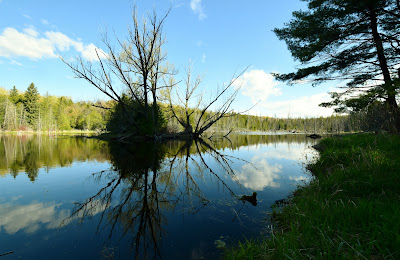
0,84 -> 109,131
0,84 -> 373,134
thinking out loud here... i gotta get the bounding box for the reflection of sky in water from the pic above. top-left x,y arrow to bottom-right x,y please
235,159 -> 281,190
0,134 -> 318,259
0,199 -> 108,235
229,141 -> 314,191
239,142 -> 317,163
0,202 -> 68,234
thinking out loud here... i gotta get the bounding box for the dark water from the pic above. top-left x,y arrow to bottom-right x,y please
0,133 -> 318,259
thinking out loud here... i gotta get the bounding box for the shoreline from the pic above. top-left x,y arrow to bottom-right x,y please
226,133 -> 400,259
0,130 -> 99,135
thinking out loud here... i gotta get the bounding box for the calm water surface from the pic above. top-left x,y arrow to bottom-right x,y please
0,134 -> 318,259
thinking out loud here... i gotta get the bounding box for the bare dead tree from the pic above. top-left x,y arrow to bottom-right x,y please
166,64 -> 251,139
62,4 -> 248,139
165,64 -> 203,135
122,7 -> 172,116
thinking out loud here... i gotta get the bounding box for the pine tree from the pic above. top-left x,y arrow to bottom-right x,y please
24,83 -> 39,128
274,0 -> 400,113
9,86 -> 20,104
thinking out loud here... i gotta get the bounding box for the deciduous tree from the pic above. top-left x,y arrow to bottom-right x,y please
62,6 -> 172,135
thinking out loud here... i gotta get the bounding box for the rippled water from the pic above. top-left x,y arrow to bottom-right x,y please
0,133 -> 318,259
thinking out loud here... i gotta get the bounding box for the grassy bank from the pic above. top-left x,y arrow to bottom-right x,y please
226,133 -> 400,259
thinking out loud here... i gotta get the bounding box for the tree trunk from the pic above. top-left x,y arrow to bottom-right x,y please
152,90 -> 157,133
368,5 -> 400,131
143,74 -> 149,118
368,6 -> 398,110
3,100 -> 8,129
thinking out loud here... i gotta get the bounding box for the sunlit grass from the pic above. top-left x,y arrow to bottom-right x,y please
226,133 -> 400,259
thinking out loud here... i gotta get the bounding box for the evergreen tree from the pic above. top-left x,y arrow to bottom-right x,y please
274,0 -> 400,114
9,86 -> 20,104
24,83 -> 39,127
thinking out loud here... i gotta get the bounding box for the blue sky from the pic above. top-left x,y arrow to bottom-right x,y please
0,0 -> 336,118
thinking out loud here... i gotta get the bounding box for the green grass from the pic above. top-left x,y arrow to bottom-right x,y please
226,133 -> 400,259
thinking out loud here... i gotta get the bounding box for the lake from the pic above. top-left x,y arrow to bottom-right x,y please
0,133 -> 318,259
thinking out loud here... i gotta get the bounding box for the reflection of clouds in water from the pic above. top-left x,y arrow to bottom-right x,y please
235,159 -> 282,190
261,150 -> 303,161
257,147 -> 305,162
0,199 -> 108,235
72,199 -> 110,218
0,202 -> 69,234
289,176 -> 308,182
246,143 -> 317,163
233,142 -> 316,190
10,195 -> 24,201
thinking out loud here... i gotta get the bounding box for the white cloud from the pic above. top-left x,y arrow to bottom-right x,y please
234,69 -> 282,104
190,0 -> 206,20
0,27 -> 105,61
257,93 -> 335,118
231,69 -> 336,118
23,27 -> 39,37
80,43 -> 108,61
45,31 -> 80,51
0,27 -> 55,59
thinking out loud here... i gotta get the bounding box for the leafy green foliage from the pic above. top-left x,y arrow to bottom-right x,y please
274,0 -> 400,110
0,135 -> 109,181
320,87 -> 387,113
106,95 -> 167,135
0,85 -> 108,131
0,85 -> 373,134
358,102 -> 398,132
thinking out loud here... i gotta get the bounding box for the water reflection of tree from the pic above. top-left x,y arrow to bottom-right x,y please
0,134 -> 314,180
23,140 -> 39,181
67,138 -> 241,259
0,135 -> 109,180
215,133 -> 318,150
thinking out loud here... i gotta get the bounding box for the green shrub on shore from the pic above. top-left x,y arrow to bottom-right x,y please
226,133 -> 400,259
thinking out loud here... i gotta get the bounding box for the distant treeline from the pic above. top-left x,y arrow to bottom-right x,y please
209,113 -> 364,133
0,83 -> 365,133
164,105 -> 366,134
0,84 -> 110,131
